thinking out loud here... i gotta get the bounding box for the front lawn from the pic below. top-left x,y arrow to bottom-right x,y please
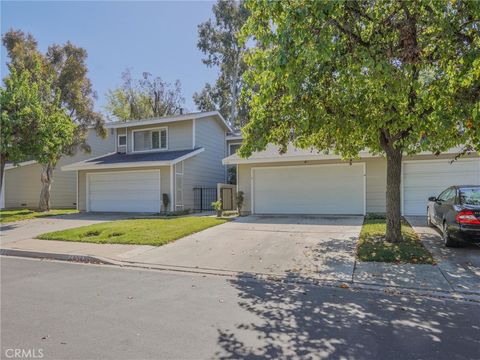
0,209 -> 78,223
37,217 -> 228,246
357,217 -> 435,264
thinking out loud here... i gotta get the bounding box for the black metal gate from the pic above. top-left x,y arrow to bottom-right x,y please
193,187 -> 217,211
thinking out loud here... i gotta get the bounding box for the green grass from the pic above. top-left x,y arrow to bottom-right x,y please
357,217 -> 435,264
0,209 -> 78,223
37,217 -> 228,246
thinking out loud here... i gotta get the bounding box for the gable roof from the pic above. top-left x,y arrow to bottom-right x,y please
62,148 -> 204,171
105,111 -> 232,132
222,144 -> 469,165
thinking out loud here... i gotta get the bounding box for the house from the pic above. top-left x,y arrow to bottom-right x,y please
222,143 -> 480,216
0,129 -> 116,209
62,111 -> 232,213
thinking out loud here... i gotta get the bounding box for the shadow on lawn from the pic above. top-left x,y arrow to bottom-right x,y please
215,273 -> 480,359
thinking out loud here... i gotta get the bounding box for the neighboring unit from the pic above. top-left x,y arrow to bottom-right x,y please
1,129 -> 116,209
223,144 -> 480,216
63,111 -> 232,213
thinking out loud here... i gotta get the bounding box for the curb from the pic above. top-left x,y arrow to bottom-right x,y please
0,248 -> 114,265
2,248 -> 479,303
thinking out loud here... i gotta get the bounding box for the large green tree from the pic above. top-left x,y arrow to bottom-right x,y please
105,69 -> 185,121
193,0 -> 250,127
2,29 -> 105,211
1,64 -> 75,210
240,0 -> 480,243
0,65 -> 43,191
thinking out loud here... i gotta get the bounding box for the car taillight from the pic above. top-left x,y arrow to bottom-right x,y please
456,210 -> 480,225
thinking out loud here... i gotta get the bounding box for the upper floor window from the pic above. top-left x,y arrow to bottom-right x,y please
133,128 -> 168,152
118,135 -> 127,147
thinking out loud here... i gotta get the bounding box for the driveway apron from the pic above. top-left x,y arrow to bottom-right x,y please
127,215 -> 364,281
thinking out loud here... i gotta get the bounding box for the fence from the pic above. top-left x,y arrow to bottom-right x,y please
193,187 -> 217,211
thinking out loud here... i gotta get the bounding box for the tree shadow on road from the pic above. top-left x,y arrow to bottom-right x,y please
216,273 -> 480,359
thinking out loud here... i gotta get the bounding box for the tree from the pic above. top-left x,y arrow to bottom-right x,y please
240,1 -> 480,243
0,66 -> 43,191
105,69 -> 185,121
2,29 -> 106,211
193,0 -> 250,127
1,65 -> 75,210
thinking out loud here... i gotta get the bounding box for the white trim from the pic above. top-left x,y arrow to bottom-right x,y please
400,161 -> 405,216
0,171 -> 5,209
61,148 -> 205,171
170,165 -> 174,212
401,157 -> 480,216
250,162 -> 366,215
192,119 -> 196,149
171,148 -> 205,165
131,126 -> 168,153
117,134 -> 127,148
86,173 -> 90,212
106,111 -> 233,132
76,170 -> 79,210
223,147 -> 474,165
226,135 -> 243,141
224,151 -> 374,165
86,169 -> 161,212
4,160 -> 37,169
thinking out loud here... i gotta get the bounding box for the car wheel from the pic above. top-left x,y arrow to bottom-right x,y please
443,222 -> 458,248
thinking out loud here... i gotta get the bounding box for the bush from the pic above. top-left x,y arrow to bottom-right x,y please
365,213 -> 386,220
236,191 -> 244,213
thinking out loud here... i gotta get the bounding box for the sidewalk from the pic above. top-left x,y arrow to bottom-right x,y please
2,225 -> 479,301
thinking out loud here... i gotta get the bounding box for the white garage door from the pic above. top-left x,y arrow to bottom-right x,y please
87,170 -> 161,212
403,159 -> 480,215
252,164 -> 365,215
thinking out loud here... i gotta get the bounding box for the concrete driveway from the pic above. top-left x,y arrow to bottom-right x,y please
127,215 -> 364,281
0,213 -> 130,246
406,216 -> 480,294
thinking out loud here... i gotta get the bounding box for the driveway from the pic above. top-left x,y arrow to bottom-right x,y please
127,215 -> 364,281
0,213 -> 130,246
406,216 -> 480,294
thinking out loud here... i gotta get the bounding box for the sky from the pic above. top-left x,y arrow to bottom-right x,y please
1,0 -> 218,117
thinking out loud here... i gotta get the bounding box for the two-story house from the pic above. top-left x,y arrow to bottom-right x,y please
62,111 -> 232,213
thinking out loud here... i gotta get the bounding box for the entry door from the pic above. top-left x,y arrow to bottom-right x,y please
87,170 -> 161,212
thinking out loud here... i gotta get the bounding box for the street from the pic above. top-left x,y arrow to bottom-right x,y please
1,257 -> 479,360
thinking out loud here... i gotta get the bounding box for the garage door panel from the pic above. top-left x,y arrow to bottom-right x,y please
253,164 -> 365,215
403,159 -> 480,215
88,171 -> 161,212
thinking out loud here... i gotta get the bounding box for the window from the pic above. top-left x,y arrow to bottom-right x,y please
133,128 -> 167,152
229,143 -> 242,155
459,188 -> 480,205
118,135 -> 127,147
438,188 -> 455,202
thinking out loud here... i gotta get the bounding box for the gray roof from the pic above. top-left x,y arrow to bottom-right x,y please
62,148 -> 204,171
83,149 -> 200,165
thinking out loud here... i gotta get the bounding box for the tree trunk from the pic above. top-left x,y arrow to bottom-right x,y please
38,161 -> 55,212
0,154 -> 6,194
385,147 -> 403,243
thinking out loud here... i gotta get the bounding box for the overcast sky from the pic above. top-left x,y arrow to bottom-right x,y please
1,1 -> 218,117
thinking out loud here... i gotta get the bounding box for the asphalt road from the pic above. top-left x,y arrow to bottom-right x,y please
1,257 -> 479,360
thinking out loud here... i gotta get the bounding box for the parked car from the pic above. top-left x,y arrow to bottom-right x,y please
427,185 -> 480,247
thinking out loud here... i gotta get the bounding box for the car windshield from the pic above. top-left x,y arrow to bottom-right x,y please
459,188 -> 480,205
